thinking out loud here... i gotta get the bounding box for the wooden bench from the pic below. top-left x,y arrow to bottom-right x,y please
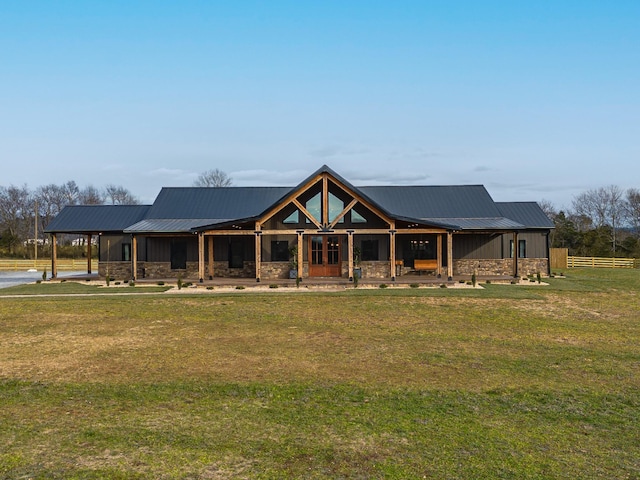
414,259 -> 438,274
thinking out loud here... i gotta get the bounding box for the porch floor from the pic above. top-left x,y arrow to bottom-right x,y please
54,272 -> 521,289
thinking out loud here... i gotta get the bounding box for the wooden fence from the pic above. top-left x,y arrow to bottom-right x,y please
567,256 -> 637,269
0,258 -> 98,272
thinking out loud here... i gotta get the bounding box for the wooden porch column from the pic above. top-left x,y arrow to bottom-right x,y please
297,231 -> 304,280
132,235 -> 138,281
254,231 -> 262,282
447,231 -> 454,280
436,234 -> 443,278
51,233 -> 58,279
389,225 -> 396,281
347,231 -> 354,281
208,235 -> 214,280
198,232 -> 205,282
87,234 -> 92,274
513,231 -> 519,277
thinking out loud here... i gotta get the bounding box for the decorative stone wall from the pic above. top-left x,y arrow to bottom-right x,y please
260,261 -> 291,279
98,262 -> 132,280
454,258 -> 549,276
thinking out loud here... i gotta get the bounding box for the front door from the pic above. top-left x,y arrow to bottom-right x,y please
308,235 -> 341,277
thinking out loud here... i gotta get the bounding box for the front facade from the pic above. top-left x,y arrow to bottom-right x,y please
45,165 -> 554,282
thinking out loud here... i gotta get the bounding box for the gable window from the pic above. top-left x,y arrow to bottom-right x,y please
351,209 -> 367,223
170,240 -> 187,270
361,240 -> 379,261
271,241 -> 290,262
305,192 -> 321,223
329,192 -> 344,224
283,210 -> 299,224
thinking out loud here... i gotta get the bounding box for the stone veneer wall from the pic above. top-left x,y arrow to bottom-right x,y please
454,258 -> 549,277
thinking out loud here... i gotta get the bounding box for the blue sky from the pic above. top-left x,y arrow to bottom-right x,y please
1,1 -> 638,209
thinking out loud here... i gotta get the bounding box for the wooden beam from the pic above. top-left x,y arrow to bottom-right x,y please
208,235 -> 214,280
348,231 -> 354,280
132,235 -> 138,281
87,234 -> 92,274
198,232 -> 205,282
255,222 -> 262,282
390,225 -> 396,281
292,199 -> 322,229
259,174 -> 323,224
51,233 -> 58,279
436,234 -> 443,277
394,228 -> 448,234
513,231 -> 519,277
447,232 -> 454,280
329,198 -> 358,229
297,231 -> 303,280
322,174 -> 329,225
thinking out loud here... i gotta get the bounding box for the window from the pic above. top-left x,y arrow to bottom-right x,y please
229,239 -> 244,269
329,192 -> 344,224
361,240 -> 379,261
122,243 -> 131,262
519,239 -> 527,258
271,241 -> 290,262
283,210 -> 299,224
170,240 -> 187,270
305,192 -> 321,223
351,208 -> 367,223
509,239 -> 527,258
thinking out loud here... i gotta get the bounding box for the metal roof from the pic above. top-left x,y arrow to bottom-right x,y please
145,187 -> 291,220
44,205 -> 150,233
123,219 -> 231,234
359,185 -> 503,220
496,202 -> 555,229
421,217 -> 525,230
44,166 -> 554,234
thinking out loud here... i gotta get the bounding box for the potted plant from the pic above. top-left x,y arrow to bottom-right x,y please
353,245 -> 362,280
288,244 -> 298,279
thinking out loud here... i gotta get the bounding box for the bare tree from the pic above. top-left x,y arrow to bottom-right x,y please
626,188 -> 640,236
104,185 -> 140,205
572,185 -> 626,253
193,169 -> 232,187
78,185 -> 105,205
0,185 -> 32,254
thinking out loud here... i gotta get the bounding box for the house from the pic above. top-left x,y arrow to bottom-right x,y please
44,165 -> 554,282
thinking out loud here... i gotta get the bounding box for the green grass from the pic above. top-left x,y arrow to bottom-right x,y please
1,268 -> 639,478
0,281 -> 171,295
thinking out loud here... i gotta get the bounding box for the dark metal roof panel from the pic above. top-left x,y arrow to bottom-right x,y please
359,185 -> 503,219
44,205 -> 151,233
124,219 -> 230,233
145,187 -> 292,220
496,202 -> 555,229
422,217 -> 525,230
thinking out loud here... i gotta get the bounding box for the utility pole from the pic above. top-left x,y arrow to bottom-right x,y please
34,200 -> 38,265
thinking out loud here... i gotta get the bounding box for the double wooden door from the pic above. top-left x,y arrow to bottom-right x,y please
308,235 -> 341,277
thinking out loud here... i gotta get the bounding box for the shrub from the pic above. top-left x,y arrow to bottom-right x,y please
440,283 -> 447,288
42,269 -> 47,281
157,281 -> 165,286
486,280 -> 491,284
269,284 -> 278,289
115,281 -> 121,285
471,273 -> 477,287
206,286 -> 214,290
410,283 -> 419,288
537,271 -> 542,284
129,282 -> 135,287
36,280 -> 41,284
379,284 -> 388,289
177,278 -> 183,290
236,285 -> 245,290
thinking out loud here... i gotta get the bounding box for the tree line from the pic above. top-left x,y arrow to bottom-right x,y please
2,172 -> 638,259
0,182 -> 139,255
543,186 -> 640,258
0,169 -> 232,257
